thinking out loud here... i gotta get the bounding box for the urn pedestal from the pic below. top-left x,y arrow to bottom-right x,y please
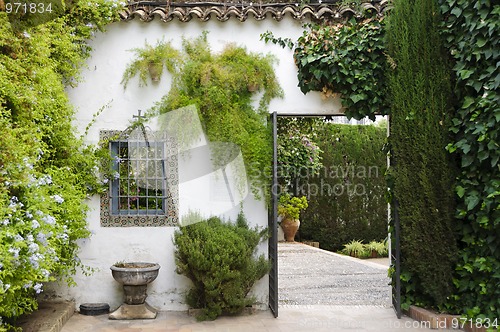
109,262 -> 160,320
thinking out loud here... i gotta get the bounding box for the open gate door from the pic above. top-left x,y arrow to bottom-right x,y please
388,116 -> 402,319
268,111 -> 279,318
391,198 -> 402,318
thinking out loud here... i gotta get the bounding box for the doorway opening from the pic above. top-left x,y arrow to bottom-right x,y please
268,112 -> 397,318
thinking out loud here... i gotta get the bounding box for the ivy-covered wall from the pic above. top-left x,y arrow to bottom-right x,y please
440,0 -> 500,320
299,123 -> 388,251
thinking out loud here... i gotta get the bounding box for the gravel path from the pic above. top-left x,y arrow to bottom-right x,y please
278,242 -> 391,306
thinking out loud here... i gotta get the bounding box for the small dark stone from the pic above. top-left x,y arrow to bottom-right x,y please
79,303 -> 110,316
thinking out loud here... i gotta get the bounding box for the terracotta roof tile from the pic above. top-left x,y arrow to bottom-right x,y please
120,0 -> 389,22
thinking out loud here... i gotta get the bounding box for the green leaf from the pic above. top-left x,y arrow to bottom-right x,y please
478,216 -> 489,226
465,193 -> 480,210
462,96 -> 475,109
350,94 -> 365,103
459,70 -> 474,79
476,38 -> 487,48
477,150 -> 489,161
463,143 -> 472,154
450,6 -> 462,17
456,186 -> 466,198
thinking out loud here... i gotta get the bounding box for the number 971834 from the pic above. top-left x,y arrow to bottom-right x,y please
1,0 -> 70,31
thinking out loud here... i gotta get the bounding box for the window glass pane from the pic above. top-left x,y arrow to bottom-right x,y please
111,141 -> 166,215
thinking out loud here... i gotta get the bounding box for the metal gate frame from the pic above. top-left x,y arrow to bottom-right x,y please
391,198 -> 402,319
268,111 -> 279,318
388,115 -> 402,319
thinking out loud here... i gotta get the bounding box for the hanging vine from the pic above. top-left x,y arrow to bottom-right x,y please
150,32 -> 283,199
262,15 -> 388,120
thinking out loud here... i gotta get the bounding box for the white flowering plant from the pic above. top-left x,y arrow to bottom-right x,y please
0,155 -> 92,326
0,0 -> 124,330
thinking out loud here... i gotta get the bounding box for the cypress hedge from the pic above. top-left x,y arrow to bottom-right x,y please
385,0 -> 458,308
298,123 -> 388,251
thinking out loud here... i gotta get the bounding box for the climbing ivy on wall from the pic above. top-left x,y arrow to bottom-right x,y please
0,1 -> 122,330
385,0 -> 458,310
439,0 -> 500,320
262,14 -> 388,121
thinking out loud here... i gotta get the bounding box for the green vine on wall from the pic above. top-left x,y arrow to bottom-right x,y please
149,33 -> 283,199
439,0 -> 500,321
262,16 -> 388,121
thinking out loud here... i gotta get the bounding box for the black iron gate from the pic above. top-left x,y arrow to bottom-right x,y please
268,111 -> 279,318
388,114 -> 402,319
391,198 -> 402,318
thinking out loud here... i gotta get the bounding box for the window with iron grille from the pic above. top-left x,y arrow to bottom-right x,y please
110,140 -> 167,215
100,130 -> 178,227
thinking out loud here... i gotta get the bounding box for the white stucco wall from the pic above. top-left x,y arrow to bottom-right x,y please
46,16 -> 342,312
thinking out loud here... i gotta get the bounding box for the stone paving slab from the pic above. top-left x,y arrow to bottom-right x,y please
278,242 -> 391,306
52,242 -> 457,331
16,301 -> 74,332
60,305 -> 456,332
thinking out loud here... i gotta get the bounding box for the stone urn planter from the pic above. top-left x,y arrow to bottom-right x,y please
280,218 -> 300,242
109,262 -> 160,320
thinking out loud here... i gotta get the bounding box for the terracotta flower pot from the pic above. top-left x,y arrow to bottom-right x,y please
281,218 -> 300,242
148,63 -> 162,82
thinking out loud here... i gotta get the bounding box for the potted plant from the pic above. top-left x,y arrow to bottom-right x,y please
121,40 -> 180,88
278,193 -> 308,242
341,240 -> 367,258
365,240 -> 388,258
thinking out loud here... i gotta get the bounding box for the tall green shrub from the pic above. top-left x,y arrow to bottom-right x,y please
299,123 -> 388,251
439,0 -> 500,320
385,0 -> 458,309
173,213 -> 269,321
0,2 -> 122,329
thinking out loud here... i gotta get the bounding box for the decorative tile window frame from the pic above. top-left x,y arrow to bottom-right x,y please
100,130 -> 179,227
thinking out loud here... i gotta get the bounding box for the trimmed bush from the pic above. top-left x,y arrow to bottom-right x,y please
299,123 -> 388,251
386,0 -> 458,309
173,213 -> 269,321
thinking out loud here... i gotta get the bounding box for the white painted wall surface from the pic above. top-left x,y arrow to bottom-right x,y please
47,16 -> 342,312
